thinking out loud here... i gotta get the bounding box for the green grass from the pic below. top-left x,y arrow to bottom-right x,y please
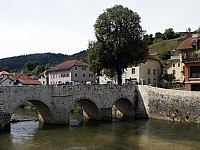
149,37 -> 187,54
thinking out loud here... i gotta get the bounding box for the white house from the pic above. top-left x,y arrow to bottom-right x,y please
122,56 -> 162,85
163,57 -> 184,83
0,78 -> 14,86
99,56 -> 162,85
46,59 -> 95,85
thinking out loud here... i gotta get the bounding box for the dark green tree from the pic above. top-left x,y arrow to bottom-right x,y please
163,28 -> 175,40
159,50 -> 171,61
162,73 -> 175,82
88,5 -> 148,85
143,34 -> 154,45
25,61 -> 39,72
31,65 -> 46,76
154,32 -> 164,42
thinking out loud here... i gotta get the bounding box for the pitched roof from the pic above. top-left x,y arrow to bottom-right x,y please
0,71 -> 10,75
176,37 -> 197,50
0,77 -> 14,83
13,73 -> 33,80
48,59 -> 89,72
15,79 -> 41,85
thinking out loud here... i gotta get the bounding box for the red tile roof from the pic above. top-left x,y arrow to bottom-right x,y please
13,73 -> 33,80
176,37 -> 197,50
16,79 -> 41,85
0,71 -> 10,75
48,59 -> 89,71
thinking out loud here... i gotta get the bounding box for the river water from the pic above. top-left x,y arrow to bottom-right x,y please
1,109 -> 200,150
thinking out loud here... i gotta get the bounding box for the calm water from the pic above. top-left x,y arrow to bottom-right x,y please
1,109 -> 200,150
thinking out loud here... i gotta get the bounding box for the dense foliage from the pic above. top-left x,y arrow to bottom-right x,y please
88,5 -> 148,84
0,51 -> 87,74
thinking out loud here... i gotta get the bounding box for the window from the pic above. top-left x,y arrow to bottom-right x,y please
132,68 -> 135,74
148,69 -> 150,75
89,74 -> 93,78
190,66 -> 200,78
66,73 -> 69,77
83,74 -> 85,77
173,64 -> 175,67
153,69 -> 156,75
148,79 -> 151,84
178,63 -> 180,67
82,66 -> 86,71
75,73 -> 78,77
75,66 -> 78,70
173,70 -> 176,75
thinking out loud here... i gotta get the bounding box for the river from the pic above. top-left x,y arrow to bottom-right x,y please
0,109 -> 200,150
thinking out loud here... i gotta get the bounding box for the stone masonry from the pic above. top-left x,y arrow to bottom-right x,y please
137,85 -> 200,123
0,84 -> 138,130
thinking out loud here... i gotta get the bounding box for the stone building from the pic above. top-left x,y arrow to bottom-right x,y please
46,59 -> 95,85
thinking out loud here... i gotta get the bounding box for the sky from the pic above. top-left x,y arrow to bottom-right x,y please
0,0 -> 199,59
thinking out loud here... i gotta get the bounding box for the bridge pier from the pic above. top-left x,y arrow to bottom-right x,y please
100,108 -> 112,120
0,113 -> 11,131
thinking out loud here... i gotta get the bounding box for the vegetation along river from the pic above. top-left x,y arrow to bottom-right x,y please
1,109 -> 200,150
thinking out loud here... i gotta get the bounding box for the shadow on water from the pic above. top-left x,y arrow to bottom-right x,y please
2,108 -> 200,150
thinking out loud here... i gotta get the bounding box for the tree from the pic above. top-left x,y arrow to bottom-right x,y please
162,73 -> 175,82
163,28 -> 175,40
88,5 -> 148,85
25,61 -> 39,72
143,34 -> 154,45
154,32 -> 164,42
159,50 -> 171,61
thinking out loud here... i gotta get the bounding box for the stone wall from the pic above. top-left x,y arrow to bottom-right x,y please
137,85 -> 200,123
0,84 -> 138,130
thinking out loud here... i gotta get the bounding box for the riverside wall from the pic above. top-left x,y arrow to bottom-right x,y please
137,85 -> 200,123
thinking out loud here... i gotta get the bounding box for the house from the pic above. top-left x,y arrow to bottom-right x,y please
13,73 -> 41,86
34,71 -> 48,85
176,36 -> 200,91
122,56 -> 162,85
0,71 -> 11,79
162,56 -> 184,83
46,59 -> 95,85
0,78 -> 14,86
99,56 -> 162,85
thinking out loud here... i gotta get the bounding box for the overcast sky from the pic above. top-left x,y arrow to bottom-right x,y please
0,0 -> 199,59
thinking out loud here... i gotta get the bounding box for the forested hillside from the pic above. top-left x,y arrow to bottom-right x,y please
0,50 -> 87,72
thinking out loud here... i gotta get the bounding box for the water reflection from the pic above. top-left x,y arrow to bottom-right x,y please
1,110 -> 200,150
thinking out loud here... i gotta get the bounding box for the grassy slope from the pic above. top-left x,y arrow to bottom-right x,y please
149,37 -> 187,54
149,37 -> 187,64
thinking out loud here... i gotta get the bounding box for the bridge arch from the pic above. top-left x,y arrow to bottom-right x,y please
76,98 -> 100,120
10,99 -> 54,124
113,98 -> 135,118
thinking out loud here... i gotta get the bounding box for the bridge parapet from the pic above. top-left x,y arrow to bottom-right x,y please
137,85 -> 200,123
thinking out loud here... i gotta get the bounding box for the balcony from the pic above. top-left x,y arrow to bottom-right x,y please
182,50 -> 200,63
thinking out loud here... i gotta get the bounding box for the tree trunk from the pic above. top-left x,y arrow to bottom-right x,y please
116,69 -> 122,85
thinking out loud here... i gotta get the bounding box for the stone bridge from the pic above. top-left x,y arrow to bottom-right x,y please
0,84 -> 139,130
1,84 -> 200,131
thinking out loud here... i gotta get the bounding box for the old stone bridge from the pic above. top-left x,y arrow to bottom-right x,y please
1,84 -> 200,130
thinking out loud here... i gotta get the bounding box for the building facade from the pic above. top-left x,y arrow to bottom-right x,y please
163,58 -> 184,83
176,36 -> 200,91
47,60 -> 95,85
99,56 -> 162,85
122,56 -> 162,85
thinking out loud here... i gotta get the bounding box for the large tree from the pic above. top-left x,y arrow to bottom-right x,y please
88,5 -> 148,84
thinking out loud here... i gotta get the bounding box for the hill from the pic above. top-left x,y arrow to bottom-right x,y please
149,37 -> 187,54
148,37 -> 187,64
0,50 -> 87,72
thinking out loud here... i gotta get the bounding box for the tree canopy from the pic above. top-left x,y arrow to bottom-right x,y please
88,5 -> 148,84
